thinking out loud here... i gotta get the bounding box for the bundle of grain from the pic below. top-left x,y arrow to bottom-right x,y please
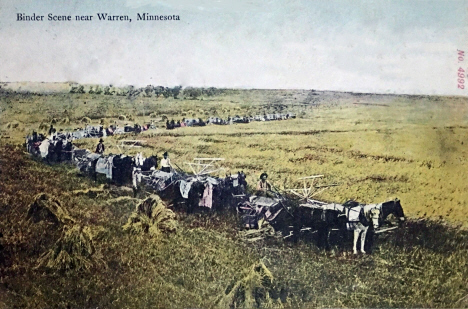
123,195 -> 177,236
216,260 -> 282,308
81,117 -> 91,124
149,200 -> 177,234
149,113 -> 158,118
99,118 -> 109,127
26,193 -> 75,225
36,225 -> 95,271
60,117 -> 70,125
38,122 -> 49,130
50,118 -> 58,124
5,120 -> 20,129
127,114 -> 135,121
118,115 -> 126,121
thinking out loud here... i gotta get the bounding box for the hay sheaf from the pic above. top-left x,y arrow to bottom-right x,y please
36,225 -> 95,272
81,117 -> 91,124
4,121 -> 21,129
123,195 -> 177,237
60,117 -> 70,125
216,260 -> 284,308
38,122 -> 49,131
100,118 -> 110,127
26,193 -> 75,225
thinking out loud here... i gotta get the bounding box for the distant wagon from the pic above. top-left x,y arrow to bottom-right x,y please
85,125 -> 104,138
184,118 -> 199,127
208,117 -> 225,125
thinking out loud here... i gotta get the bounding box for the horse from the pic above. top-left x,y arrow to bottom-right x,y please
63,140 -> 73,161
346,204 -> 378,254
291,202 -> 346,249
236,171 -> 247,193
46,139 -> 56,163
141,155 -> 158,172
378,198 -> 405,226
292,198 -> 404,253
218,171 -> 248,210
141,171 -> 208,213
112,155 -> 134,185
345,198 -> 405,254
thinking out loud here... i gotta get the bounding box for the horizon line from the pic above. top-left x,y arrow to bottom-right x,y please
1,80 -> 467,98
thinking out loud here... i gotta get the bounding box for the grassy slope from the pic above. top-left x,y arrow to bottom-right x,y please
1,89 -> 468,307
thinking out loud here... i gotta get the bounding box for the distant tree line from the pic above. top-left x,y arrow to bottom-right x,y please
69,84 -> 224,99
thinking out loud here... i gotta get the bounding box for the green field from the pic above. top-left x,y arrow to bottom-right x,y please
1,86 -> 468,308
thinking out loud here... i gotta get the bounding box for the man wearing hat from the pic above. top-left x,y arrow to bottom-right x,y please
95,138 -> 105,154
160,151 -> 173,173
256,172 -> 272,196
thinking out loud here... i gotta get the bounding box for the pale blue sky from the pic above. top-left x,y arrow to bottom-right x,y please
0,0 -> 467,95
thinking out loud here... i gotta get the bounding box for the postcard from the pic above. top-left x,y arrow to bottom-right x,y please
1,1 -> 467,308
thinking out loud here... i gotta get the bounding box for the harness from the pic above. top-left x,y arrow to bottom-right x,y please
345,205 -> 362,223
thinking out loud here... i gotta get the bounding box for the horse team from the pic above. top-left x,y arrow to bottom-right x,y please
237,192 -> 405,254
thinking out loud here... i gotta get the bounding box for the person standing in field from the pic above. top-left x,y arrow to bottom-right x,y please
95,138 -> 105,154
160,151 -> 173,173
48,125 -> 56,136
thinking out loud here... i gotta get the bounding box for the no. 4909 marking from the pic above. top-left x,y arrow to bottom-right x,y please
458,50 -> 465,89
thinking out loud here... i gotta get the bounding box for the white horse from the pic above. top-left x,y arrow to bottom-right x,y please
346,204 -> 381,254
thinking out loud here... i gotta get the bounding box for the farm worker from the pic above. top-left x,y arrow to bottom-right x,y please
95,138 -> 105,154
160,152 -> 173,173
257,172 -> 272,195
48,125 -> 56,135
